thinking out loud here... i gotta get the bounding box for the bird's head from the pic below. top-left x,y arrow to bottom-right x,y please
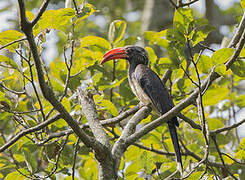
100,45 -> 149,66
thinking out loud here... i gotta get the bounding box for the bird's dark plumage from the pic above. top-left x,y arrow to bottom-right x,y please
101,45 -> 183,171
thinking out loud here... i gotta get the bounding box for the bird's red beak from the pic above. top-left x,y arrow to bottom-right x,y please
100,47 -> 128,64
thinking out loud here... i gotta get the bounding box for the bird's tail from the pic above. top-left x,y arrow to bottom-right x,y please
168,121 -> 183,173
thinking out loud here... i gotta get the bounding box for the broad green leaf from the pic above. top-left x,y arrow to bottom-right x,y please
158,57 -> 175,69
92,72 -> 103,85
62,97 -> 71,112
34,8 -> 75,34
13,154 -> 25,162
195,54 -> 212,74
52,119 -> 67,129
203,86 -> 229,106
211,48 -> 234,65
139,151 -> 154,174
73,47 -> 98,73
80,36 -> 111,50
207,118 -> 224,130
22,148 -> 37,174
235,150 -> 245,160
5,171 -> 25,180
173,8 -> 193,34
76,3 -> 96,22
94,95 -> 118,116
0,30 -> 24,52
145,47 -> 157,65
241,0 -> 245,8
223,153 -> 234,165
108,20 -> 127,45
98,77 -> 126,91
240,138 -> 245,149
191,25 -> 215,46
215,64 -> 227,76
116,36 -> 137,47
166,28 -> 186,43
26,11 -> 34,21
236,95 -> 245,108
144,31 -> 157,41
147,30 -> 169,48
231,60 -> 245,77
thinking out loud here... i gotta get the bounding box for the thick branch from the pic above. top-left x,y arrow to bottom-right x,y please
77,89 -> 110,149
17,0 -> 104,157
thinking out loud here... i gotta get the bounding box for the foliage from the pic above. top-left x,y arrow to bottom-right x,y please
0,0 -> 244,179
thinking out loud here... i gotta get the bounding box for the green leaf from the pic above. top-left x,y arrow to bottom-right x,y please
76,3 -> 96,22
231,60 -> 245,77
173,8 -> 193,34
236,95 -> 245,108
158,57 -> 175,69
239,138 -> 245,149
80,36 -> 111,50
144,31 -> 157,41
191,25 -> 215,46
22,148 -> 37,174
195,54 -> 212,74
145,47 -> 157,65
34,8 -> 75,34
108,20 -> 127,45
215,64 -> 227,76
62,97 -> 71,112
5,171 -> 25,180
26,11 -> 34,21
203,86 -> 229,106
98,77 -> 126,91
139,151 -> 154,174
0,30 -> 24,52
146,30 -> 169,48
241,0 -> 245,8
211,48 -> 234,65
94,95 -> 118,116
92,72 -> 103,85
73,47 -> 98,73
208,118 -> 224,131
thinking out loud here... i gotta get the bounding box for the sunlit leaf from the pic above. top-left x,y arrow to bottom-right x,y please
145,46 -> 157,65
241,0 -> 245,8
211,48 -> 234,65
108,20 -> 127,45
26,11 -> 34,21
76,3 -> 96,22
203,86 -> 229,106
80,36 -> 111,50
0,30 -> 24,52
191,25 -> 215,46
207,118 -> 224,130
231,60 -> 245,77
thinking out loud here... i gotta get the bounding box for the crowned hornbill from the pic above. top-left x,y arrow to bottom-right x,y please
101,45 -> 183,171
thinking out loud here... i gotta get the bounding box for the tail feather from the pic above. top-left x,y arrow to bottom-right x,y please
168,121 -> 183,173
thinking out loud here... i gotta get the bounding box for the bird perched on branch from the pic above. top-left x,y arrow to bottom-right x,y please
100,45 -> 183,172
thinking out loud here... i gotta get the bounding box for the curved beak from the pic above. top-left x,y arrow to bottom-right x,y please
100,47 -> 128,65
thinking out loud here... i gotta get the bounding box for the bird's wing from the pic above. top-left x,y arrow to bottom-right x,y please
134,64 -> 175,117
134,64 -> 182,171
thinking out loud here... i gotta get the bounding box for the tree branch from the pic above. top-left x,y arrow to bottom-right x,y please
228,12 -> 245,48
17,0 -> 105,157
77,89 -> 110,149
31,0 -> 50,26
0,114 -> 62,152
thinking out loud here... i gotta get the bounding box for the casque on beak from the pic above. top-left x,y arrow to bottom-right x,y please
100,47 -> 128,64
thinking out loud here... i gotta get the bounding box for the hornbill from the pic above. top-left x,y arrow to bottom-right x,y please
100,45 -> 183,171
